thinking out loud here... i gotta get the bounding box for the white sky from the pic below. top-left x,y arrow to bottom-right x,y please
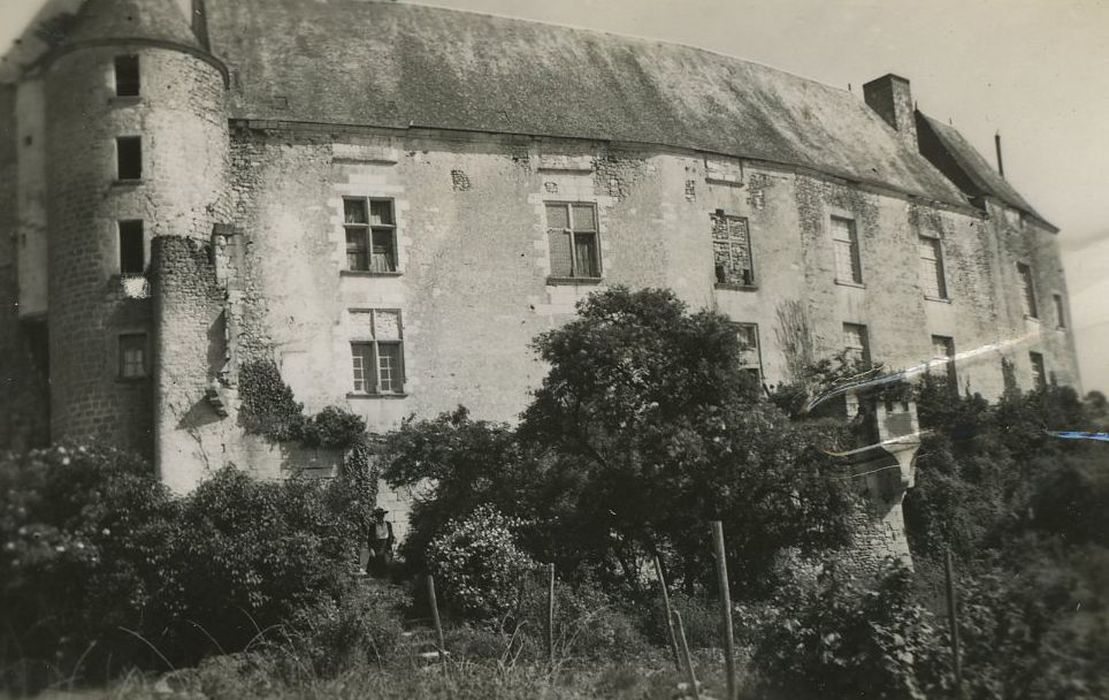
2,0 -> 1106,391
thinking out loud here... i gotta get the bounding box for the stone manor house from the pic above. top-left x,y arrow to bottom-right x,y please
0,0 -> 1080,541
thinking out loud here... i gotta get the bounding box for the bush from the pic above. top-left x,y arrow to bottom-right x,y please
426,505 -> 535,620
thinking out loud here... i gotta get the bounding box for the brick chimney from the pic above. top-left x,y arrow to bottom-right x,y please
863,74 -> 918,150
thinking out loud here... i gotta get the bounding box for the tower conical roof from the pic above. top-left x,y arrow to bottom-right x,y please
60,0 -> 201,49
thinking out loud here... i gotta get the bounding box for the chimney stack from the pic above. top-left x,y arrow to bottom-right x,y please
863,74 -> 918,150
994,132 -> 1005,178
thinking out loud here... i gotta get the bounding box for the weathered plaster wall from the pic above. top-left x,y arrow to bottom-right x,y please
43,45 -> 228,452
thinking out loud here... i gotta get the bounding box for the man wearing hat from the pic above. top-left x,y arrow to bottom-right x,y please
367,507 -> 395,575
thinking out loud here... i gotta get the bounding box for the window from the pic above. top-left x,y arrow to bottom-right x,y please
116,136 -> 142,180
918,235 -> 948,299
114,55 -> 140,97
842,322 -> 871,366
344,198 -> 397,272
712,211 -> 754,286
1053,294 -> 1066,329
118,333 -> 148,378
1017,262 -> 1038,318
733,323 -> 763,381
930,335 -> 957,387
546,202 -> 600,278
119,220 -> 144,274
1029,351 -> 1046,389
349,309 -> 405,394
831,217 -> 862,284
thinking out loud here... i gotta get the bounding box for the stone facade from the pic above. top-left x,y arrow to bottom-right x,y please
0,0 -> 1082,553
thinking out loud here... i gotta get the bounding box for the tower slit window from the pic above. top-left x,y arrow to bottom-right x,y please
114,55 -> 140,97
350,309 -> 405,395
1029,351 -> 1047,389
1017,262 -> 1038,318
712,211 -> 754,286
546,202 -> 600,279
344,198 -> 397,272
1053,294 -> 1066,329
119,220 -> 144,275
831,216 -> 863,284
116,136 -> 142,181
918,235 -> 948,299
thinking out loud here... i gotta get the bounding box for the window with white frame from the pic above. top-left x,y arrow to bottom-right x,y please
918,235 -> 948,299
733,322 -> 763,380
546,202 -> 600,278
349,309 -> 405,394
831,216 -> 863,284
842,322 -> 871,366
344,198 -> 397,273
1053,294 -> 1066,329
1017,262 -> 1038,318
930,335 -> 957,387
118,333 -> 148,379
1029,351 -> 1046,389
712,211 -> 754,286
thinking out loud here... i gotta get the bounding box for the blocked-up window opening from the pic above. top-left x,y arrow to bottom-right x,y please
114,55 -> 140,96
1053,294 -> 1066,328
918,235 -> 947,299
831,217 -> 863,284
1017,263 -> 1038,318
344,198 -> 396,272
712,212 -> 754,286
117,136 -> 142,180
546,202 -> 600,278
119,220 -> 144,274
843,322 -> 871,366
930,335 -> 957,387
1029,351 -> 1046,389
119,333 -> 147,378
349,309 -> 405,394
733,322 -> 762,381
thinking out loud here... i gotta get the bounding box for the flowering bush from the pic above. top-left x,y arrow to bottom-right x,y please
426,505 -> 534,620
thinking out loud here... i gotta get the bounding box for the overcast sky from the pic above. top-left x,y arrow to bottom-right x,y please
2,0 -> 1106,390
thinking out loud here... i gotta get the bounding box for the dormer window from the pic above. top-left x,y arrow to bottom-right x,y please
114,56 -> 140,97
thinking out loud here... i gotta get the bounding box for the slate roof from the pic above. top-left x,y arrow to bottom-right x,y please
917,112 -> 1054,229
61,0 -> 201,50
203,0 -> 972,208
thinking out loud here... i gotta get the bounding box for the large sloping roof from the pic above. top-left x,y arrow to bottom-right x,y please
203,0 -> 970,208
917,112 -> 1054,229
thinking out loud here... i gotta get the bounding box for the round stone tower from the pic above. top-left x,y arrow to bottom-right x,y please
41,0 -> 229,455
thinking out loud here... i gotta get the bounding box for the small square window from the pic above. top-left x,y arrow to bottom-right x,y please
546,202 -> 601,278
344,198 -> 396,272
117,136 -> 142,180
119,220 -> 144,275
350,309 -> 405,395
831,217 -> 863,284
119,333 -> 148,379
114,55 -> 140,97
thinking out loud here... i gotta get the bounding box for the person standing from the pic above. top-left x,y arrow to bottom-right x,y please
368,507 -> 395,575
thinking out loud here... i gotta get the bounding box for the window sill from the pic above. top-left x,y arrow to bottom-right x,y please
923,295 -> 951,304
1024,315 -> 1041,324
834,279 -> 866,290
109,95 -> 142,106
113,178 -> 144,187
714,282 -> 758,292
347,392 -> 408,400
546,276 -> 603,286
340,270 -> 403,278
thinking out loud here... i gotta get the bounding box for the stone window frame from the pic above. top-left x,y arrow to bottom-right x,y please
917,233 -> 950,301
115,135 -> 143,182
118,219 -> 146,276
342,197 -> 401,276
842,322 -> 871,366
830,216 -> 864,287
114,55 -> 140,98
117,332 -> 150,381
1016,261 -> 1039,320
545,200 -> 603,284
1028,351 -> 1047,389
712,210 -> 757,290
731,322 -> 764,383
347,308 -> 407,398
1052,293 -> 1067,330
929,334 -> 957,388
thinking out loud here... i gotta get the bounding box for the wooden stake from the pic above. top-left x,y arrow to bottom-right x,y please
426,574 -> 446,662
711,521 -> 737,700
654,553 -> 682,672
671,609 -> 700,700
944,548 -> 965,698
547,562 -> 556,667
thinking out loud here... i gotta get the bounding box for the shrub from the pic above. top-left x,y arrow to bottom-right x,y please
300,406 -> 367,449
238,360 -> 306,442
426,505 -> 535,620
